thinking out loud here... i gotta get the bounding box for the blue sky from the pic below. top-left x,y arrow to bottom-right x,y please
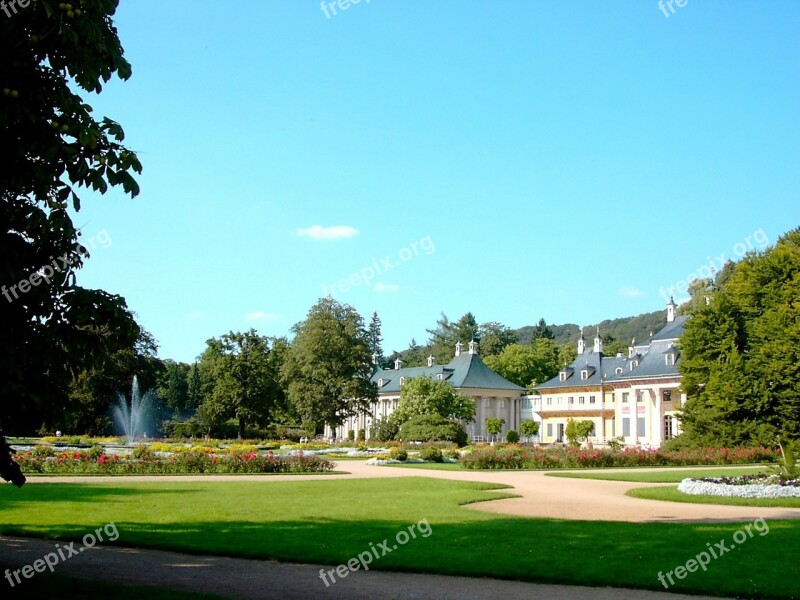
71,1 -> 800,363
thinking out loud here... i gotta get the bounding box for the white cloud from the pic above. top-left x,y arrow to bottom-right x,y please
244,311 -> 280,322
618,287 -> 645,298
374,282 -> 400,293
295,225 -> 359,240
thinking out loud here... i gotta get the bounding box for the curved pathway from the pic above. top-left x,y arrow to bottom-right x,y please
24,461 -> 800,523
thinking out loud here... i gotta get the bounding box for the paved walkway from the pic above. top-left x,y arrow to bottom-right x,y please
0,536 -> 721,600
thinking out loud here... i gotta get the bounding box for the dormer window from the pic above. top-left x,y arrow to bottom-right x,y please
666,354 -> 675,366
629,360 -> 638,371
559,371 -> 567,382
378,378 -> 384,388
615,367 -> 623,375
437,373 -> 444,381
580,370 -> 589,380
399,377 -> 405,386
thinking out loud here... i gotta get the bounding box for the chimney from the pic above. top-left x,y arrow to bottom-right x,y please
394,358 -> 403,370
455,342 -> 462,357
427,354 -> 435,367
468,339 -> 478,355
628,338 -> 635,358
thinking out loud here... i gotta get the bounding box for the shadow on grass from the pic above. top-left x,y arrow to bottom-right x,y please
3,517 -> 798,599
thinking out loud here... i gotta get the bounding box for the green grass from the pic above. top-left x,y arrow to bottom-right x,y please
0,564 -> 225,599
1,479 -> 799,598
628,485 -> 800,508
547,466 -> 769,483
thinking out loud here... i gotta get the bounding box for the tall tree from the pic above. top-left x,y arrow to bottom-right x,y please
427,312 -> 480,363
531,318 -> 555,341
281,298 -> 376,437
1,0 -> 143,433
484,339 -> 561,389
366,312 -> 384,365
197,331 -> 285,439
478,322 -> 518,357
679,228 -> 800,446
157,360 -> 191,420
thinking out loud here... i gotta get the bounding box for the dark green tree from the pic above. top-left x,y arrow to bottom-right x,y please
281,298 -> 376,437
679,228 -> 800,447
478,321 -> 518,357
530,318 -> 555,341
1,0 -> 143,433
366,312 -> 384,365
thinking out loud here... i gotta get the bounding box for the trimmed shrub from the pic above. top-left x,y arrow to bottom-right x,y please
370,417 -> 400,442
357,429 -> 366,442
505,430 -> 519,444
420,446 -> 444,462
348,430 -> 355,441
389,447 -> 408,461
397,415 -> 468,446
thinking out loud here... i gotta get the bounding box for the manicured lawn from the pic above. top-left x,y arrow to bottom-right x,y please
0,564 -> 224,599
1,479 -> 798,598
628,485 -> 800,508
547,466 -> 769,483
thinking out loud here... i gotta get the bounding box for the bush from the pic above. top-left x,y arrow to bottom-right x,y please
389,447 -> 408,461
420,446 -> 444,462
371,417 -> 400,442
505,430 -> 519,444
444,448 -> 461,460
348,430 -> 355,441
164,418 -> 206,439
397,415 -> 468,446
87,445 -> 105,460
357,429 -> 366,442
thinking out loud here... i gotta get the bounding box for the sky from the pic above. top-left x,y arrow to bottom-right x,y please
69,1 -> 800,363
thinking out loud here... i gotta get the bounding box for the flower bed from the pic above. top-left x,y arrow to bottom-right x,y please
678,476 -> 800,498
459,445 -> 778,470
15,449 -> 334,475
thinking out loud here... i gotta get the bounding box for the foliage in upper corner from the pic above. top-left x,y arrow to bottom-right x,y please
0,0 -> 144,433
678,227 -> 800,447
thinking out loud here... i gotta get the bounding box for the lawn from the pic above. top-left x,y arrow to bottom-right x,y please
628,485 -> 800,508
1,479 -> 798,598
381,461 -> 464,470
547,466 -> 769,483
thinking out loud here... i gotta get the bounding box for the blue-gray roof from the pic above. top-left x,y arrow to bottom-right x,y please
373,352 -> 524,394
535,317 -> 686,391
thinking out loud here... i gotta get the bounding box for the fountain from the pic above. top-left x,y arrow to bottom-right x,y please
113,376 -> 154,445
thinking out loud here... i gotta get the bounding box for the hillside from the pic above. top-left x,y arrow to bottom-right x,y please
516,310 -> 667,347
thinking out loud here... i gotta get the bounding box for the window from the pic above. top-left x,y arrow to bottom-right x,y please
637,417 -> 646,437
636,391 -> 644,403
559,372 -> 567,382
483,398 -> 490,408
664,415 -> 674,439
377,378 -> 384,387
621,392 -> 629,403
568,396 -> 574,404
615,367 -> 623,375
622,418 -> 630,437
547,423 -> 553,437
666,354 -> 675,366
546,398 -> 553,406
399,377 -> 405,385
578,396 -> 585,405
521,398 -> 531,410
580,370 -> 589,380
437,373 -> 444,381
630,360 -> 638,371
663,390 -> 672,403
589,395 -> 596,404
